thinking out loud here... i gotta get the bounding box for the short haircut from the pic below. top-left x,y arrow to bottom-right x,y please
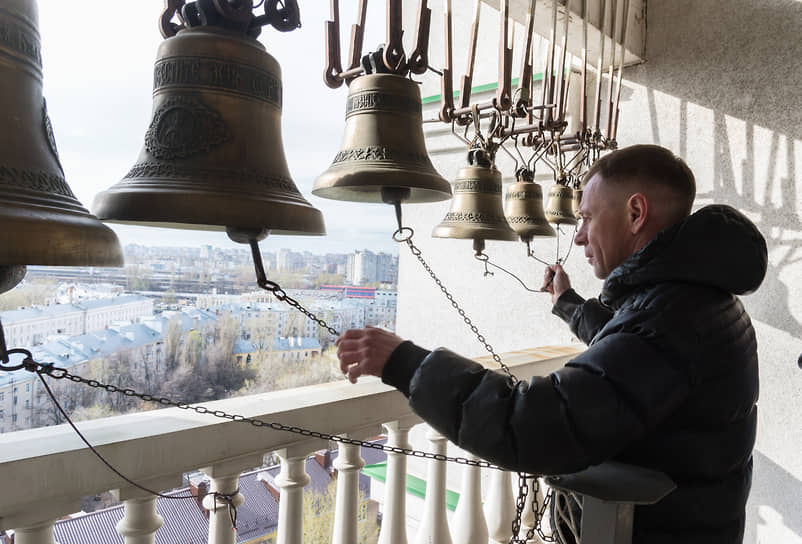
584,145 -> 696,219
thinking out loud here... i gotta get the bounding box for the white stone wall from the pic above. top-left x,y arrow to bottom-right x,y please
396,1 -> 802,542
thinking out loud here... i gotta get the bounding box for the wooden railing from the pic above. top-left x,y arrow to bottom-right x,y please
0,346 -> 580,544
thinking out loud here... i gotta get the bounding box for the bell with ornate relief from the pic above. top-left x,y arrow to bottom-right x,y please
572,187 -> 583,219
93,19 -> 324,239
544,180 -> 578,226
504,169 -> 556,242
313,73 -> 452,204
432,150 -> 517,247
0,0 -> 122,290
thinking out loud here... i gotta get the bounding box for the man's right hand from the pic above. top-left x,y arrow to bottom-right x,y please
542,263 -> 571,305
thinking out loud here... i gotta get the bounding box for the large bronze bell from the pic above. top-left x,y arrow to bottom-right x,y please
544,181 -> 578,226
93,23 -> 324,237
313,74 -> 452,204
504,170 -> 556,242
0,0 -> 122,278
432,150 -> 517,245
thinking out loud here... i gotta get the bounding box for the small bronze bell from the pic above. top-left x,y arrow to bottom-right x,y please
572,187 -> 583,219
432,150 -> 517,244
544,181 -> 578,226
93,22 -> 324,237
313,74 -> 452,204
0,0 -> 122,272
504,169 -> 556,242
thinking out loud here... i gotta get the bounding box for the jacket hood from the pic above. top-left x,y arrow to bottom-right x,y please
600,204 -> 767,307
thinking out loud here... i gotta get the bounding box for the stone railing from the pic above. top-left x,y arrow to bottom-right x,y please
0,346 -> 580,544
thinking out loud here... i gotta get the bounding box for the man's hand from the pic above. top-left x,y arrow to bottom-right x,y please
542,263 -> 572,305
336,326 -> 405,384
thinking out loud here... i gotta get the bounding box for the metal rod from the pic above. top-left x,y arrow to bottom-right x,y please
409,0 -> 432,74
496,0 -> 513,111
384,0 -> 406,74
555,0 -> 570,122
324,0 -> 343,88
440,0 -> 454,121
544,0 -> 559,126
593,0 -> 607,135
1,319 -> 8,364
456,0 -> 481,124
605,0 -> 618,137
580,0 -> 588,135
560,54 -> 573,124
347,0 -> 368,73
336,65 -> 365,80
515,0 -> 537,115
611,0 -> 630,141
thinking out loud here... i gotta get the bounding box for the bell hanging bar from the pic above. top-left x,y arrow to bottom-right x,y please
543,0 -> 559,128
324,0 -> 344,88
456,0 -> 482,125
384,0 -> 406,74
593,0 -> 608,139
496,0 -> 513,112
610,0 -> 631,142
580,0 -> 589,138
439,0 -> 455,122
514,0 -> 538,117
605,0 -> 619,139
554,0 -> 570,125
408,0 -> 432,75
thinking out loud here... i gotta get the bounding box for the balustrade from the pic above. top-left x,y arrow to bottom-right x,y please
0,347 -> 577,544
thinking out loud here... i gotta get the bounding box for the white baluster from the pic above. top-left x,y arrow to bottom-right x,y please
413,427 -> 453,544
113,478 -> 179,544
275,452 -> 312,544
115,496 -> 163,544
7,499 -> 80,544
485,469 -> 515,543
13,520 -> 55,544
452,453 -> 488,544
202,455 -> 262,544
378,420 -> 415,544
332,441 -> 365,544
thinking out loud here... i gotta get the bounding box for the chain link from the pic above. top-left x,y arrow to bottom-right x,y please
26,359 -> 501,470
268,286 -> 340,336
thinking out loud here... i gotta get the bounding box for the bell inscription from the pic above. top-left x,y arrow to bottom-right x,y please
0,14 -> 42,67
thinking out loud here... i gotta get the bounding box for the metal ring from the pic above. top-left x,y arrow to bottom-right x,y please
392,227 -> 414,243
0,348 -> 33,372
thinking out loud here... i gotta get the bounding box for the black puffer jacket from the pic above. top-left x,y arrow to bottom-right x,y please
382,205 -> 767,544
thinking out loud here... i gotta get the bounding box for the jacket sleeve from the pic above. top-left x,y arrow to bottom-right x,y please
552,288 -> 614,344
385,333 -> 691,475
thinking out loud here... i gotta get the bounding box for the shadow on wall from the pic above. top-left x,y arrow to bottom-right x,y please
626,0 -> 802,341
747,451 -> 802,543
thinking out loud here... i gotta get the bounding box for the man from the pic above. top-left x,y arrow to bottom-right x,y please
336,145 -> 767,543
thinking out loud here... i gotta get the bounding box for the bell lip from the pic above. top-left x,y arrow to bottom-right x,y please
92,188 -> 326,237
431,225 -> 519,242
0,207 -> 124,267
312,171 -> 453,204
508,223 -> 557,238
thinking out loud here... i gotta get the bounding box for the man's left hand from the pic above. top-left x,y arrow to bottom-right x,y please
336,326 -> 405,383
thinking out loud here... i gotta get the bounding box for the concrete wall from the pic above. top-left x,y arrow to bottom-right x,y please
395,1 -> 802,542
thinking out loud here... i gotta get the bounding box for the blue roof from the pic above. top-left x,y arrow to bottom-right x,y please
77,295 -> 150,311
233,339 -> 257,354
273,337 -> 321,351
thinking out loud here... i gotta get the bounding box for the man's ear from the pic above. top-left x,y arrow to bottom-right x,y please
627,192 -> 648,234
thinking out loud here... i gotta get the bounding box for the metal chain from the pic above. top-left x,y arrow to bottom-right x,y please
393,227 -> 519,387
266,284 -> 339,337
8,355 -> 503,471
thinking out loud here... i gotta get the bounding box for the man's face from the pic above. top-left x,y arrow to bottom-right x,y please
574,174 -> 634,279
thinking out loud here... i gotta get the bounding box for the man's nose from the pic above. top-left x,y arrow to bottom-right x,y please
575,224 -> 587,245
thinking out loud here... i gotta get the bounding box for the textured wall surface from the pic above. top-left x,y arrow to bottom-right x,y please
396,1 -> 802,541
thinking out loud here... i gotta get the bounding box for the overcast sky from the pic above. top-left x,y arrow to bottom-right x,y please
37,2 -> 408,254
